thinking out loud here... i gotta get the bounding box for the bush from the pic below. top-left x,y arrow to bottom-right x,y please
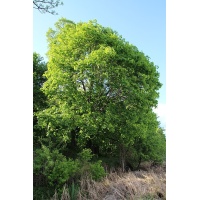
76,148 -> 106,181
90,160 -> 106,181
78,148 -> 93,163
34,147 -> 106,199
34,145 -> 79,188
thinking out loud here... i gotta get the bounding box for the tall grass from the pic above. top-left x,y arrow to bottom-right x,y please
51,164 -> 166,200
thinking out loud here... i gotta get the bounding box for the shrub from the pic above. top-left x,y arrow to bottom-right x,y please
90,160 -> 106,181
76,148 -> 106,181
34,145 -> 79,188
78,148 -> 93,163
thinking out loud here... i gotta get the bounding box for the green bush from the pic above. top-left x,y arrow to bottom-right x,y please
78,148 -> 93,163
90,160 -> 106,181
76,149 -> 106,181
34,147 -> 106,199
34,145 -> 79,188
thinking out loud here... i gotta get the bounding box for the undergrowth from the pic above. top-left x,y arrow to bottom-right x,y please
50,163 -> 166,200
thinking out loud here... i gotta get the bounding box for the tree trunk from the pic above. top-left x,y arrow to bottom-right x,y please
136,156 -> 142,170
120,144 -> 126,172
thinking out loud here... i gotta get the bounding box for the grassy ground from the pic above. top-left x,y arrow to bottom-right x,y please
51,163 -> 166,200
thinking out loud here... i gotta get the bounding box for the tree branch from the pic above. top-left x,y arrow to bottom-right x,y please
33,0 -> 63,14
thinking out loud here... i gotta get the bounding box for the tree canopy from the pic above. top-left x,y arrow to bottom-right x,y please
37,18 -> 162,167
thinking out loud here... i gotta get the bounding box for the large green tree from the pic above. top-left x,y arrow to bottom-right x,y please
37,18 -> 162,171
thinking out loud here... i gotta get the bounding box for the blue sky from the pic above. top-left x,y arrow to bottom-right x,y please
33,0 -> 166,128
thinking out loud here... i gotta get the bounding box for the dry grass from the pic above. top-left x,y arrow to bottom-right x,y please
52,164 -> 166,200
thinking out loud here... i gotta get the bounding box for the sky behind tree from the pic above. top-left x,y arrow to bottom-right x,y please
33,0 -> 166,128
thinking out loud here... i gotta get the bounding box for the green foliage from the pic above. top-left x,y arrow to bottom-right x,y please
124,112 -> 166,169
76,149 -> 106,180
33,52 -> 47,113
78,148 -> 93,163
33,186 -> 53,200
90,160 -> 106,181
134,113 -> 164,160
34,145 -> 79,188
37,18 -> 163,170
149,127 -> 166,163
33,52 -> 48,150
33,18 -> 165,198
